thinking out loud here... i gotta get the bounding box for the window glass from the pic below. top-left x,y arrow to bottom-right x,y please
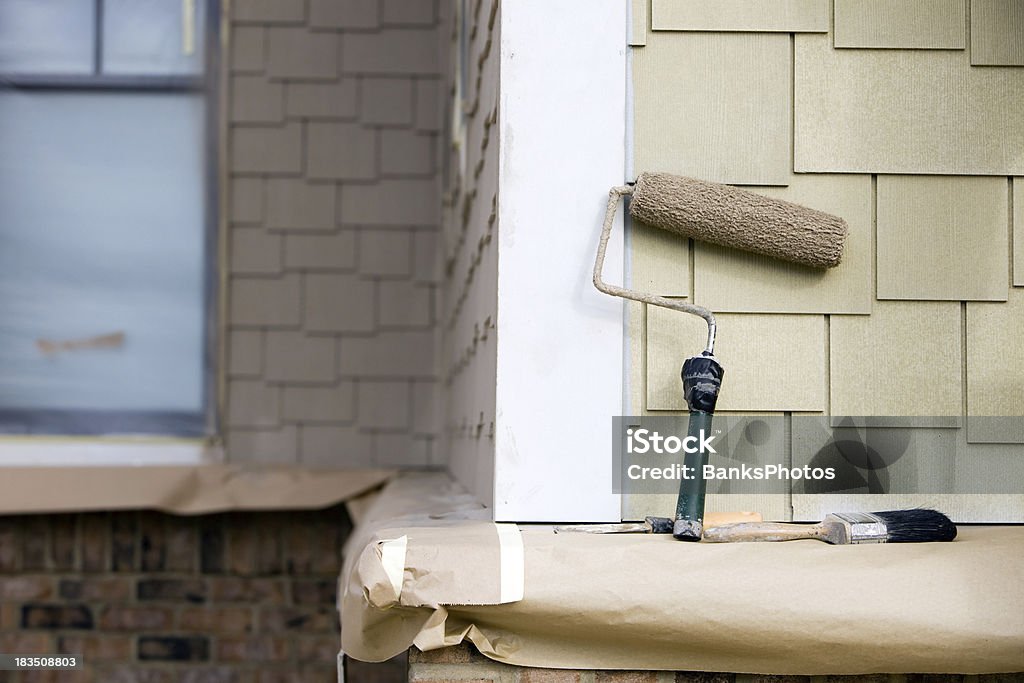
0,91 -> 206,413
0,0 -> 95,74
102,0 -> 207,76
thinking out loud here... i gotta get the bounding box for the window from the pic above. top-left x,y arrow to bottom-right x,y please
0,0 -> 219,436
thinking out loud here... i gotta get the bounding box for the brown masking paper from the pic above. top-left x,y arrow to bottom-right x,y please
341,473 -> 1024,674
0,465 -> 393,514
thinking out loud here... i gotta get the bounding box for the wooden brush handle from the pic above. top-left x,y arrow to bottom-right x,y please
703,521 -> 826,543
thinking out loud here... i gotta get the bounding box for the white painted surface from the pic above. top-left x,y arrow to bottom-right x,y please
496,523 -> 525,601
0,439 -> 218,466
494,1 -> 627,521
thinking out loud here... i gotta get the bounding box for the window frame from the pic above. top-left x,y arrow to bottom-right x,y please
0,0 -> 221,439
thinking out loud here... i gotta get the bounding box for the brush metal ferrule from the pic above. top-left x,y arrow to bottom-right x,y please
830,512 -> 889,544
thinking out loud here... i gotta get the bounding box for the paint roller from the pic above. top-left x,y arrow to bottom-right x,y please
593,172 -> 848,541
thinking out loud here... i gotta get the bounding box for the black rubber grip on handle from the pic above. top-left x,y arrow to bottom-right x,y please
682,353 -> 723,414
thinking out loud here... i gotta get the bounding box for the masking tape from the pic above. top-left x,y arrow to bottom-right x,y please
379,535 -> 408,601
496,523 -> 525,603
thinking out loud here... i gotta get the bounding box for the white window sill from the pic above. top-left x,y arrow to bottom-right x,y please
0,437 -> 222,466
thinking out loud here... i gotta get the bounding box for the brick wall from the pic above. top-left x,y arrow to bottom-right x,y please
226,0 -> 445,469
0,508 -> 352,682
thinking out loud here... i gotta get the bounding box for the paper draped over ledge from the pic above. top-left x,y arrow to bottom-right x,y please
0,465 -> 394,514
341,472 -> 1024,675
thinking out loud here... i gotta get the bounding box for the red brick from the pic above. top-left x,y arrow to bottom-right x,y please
283,526 -> 313,575
51,517 -> 77,570
22,517 -> 49,570
297,665 -> 337,683
0,575 -> 54,600
258,606 -> 337,633
675,674 -> 734,683
295,636 -> 339,663
1,603 -> 19,629
200,519 -> 225,574
137,578 -> 207,603
290,579 -> 336,606
139,513 -> 166,571
97,606 -> 174,631
216,636 -> 290,662
59,577 -> 131,602
0,518 -> 20,571
111,514 -> 138,572
58,634 -> 133,660
596,674 -> 659,683
0,631 -> 54,653
226,524 -> 260,577
347,654 -> 410,683
256,672 -> 303,683
209,578 -> 286,604
309,521 -> 343,574
256,669 -> 344,683
519,670 -> 582,683
21,604 -> 93,629
255,517 -> 284,575
164,518 -> 197,572
138,636 -> 210,662
21,671 -> 92,683
179,668 -> 238,683
409,644 -> 475,664
92,666 -> 172,683
78,514 -> 108,573
179,606 -> 253,633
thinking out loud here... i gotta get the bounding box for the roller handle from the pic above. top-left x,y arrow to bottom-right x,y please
673,410 -> 713,541
593,186 -> 717,355
673,354 -> 724,542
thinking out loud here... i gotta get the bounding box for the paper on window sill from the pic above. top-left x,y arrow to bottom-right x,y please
0,465 -> 394,514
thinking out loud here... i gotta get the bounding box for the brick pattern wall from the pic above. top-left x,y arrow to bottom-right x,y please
408,643 -> 1013,683
226,0 -> 445,468
0,508 -> 350,682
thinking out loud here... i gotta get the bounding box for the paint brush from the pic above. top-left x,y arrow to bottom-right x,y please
702,509 -> 957,545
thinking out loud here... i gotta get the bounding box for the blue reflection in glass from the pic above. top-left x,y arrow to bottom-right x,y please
0,91 -> 206,411
103,0 -> 207,76
0,0 -> 95,74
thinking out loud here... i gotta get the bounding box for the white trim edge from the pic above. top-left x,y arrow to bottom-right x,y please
493,1 -> 627,522
0,439 -> 220,466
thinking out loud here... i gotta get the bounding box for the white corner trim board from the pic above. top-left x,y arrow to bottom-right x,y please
494,1 -> 627,522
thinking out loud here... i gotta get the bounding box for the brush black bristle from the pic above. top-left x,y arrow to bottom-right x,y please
874,509 -> 957,543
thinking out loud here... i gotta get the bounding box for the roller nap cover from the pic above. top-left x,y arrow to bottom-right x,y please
629,172 -> 848,269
